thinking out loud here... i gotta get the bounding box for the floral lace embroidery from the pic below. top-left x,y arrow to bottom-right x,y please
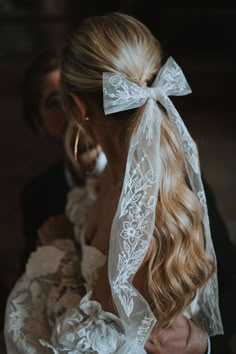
5,277 -> 51,353
40,292 -> 125,354
162,99 -> 199,174
103,56 -> 223,342
103,57 -> 199,175
5,240 -> 83,353
113,155 -> 158,317
104,58 -> 192,326
103,74 -> 146,113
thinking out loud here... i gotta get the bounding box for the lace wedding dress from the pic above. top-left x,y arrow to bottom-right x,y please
4,182 -> 203,354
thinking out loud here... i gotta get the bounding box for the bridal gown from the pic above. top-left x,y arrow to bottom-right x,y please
4,183 -> 203,354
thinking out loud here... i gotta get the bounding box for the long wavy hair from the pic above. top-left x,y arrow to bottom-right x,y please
61,12 -> 214,330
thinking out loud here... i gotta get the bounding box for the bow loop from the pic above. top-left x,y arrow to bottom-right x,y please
152,57 -> 192,97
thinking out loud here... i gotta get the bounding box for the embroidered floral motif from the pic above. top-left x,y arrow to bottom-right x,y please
7,292 -> 29,342
113,154 -> 158,317
142,100 -> 156,145
103,74 -> 146,112
40,292 -> 125,354
154,58 -> 191,95
103,58 -> 199,176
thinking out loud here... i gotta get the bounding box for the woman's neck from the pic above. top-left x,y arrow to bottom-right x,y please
102,139 -> 128,189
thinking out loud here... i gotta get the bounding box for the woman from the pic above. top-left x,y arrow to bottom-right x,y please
5,13 -> 223,353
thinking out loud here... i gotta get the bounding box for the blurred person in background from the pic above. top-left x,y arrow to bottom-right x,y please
19,49 -> 71,270
20,49 -> 106,271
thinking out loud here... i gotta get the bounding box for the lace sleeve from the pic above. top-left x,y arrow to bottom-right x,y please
4,239 -> 85,353
39,291 -> 125,354
4,238 -> 128,354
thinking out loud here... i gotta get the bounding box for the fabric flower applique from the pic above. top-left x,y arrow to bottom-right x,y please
26,246 -> 65,279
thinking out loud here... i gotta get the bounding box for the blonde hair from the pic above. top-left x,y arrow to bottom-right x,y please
61,12 -> 214,330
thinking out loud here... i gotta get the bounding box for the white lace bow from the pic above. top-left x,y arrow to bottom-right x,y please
103,57 -> 223,349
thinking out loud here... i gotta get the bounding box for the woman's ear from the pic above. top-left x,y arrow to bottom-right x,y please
70,93 -> 87,118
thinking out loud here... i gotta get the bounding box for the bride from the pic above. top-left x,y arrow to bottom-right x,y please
4,13 -> 223,354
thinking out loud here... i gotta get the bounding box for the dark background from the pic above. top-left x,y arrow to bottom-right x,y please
0,1 -> 235,353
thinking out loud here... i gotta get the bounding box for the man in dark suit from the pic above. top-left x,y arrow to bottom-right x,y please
20,160 -> 70,268
203,181 -> 236,353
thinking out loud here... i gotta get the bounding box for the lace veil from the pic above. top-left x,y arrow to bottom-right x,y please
103,57 -> 223,352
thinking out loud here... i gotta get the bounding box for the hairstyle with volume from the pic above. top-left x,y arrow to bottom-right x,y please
61,12 -> 214,330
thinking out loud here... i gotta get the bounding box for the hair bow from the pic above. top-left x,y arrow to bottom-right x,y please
103,57 -> 191,115
103,57 -> 223,350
